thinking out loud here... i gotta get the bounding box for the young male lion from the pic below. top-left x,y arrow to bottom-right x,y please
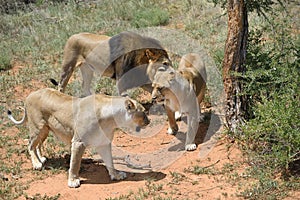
151,53 -> 207,151
7,88 -> 150,188
54,31 -> 171,96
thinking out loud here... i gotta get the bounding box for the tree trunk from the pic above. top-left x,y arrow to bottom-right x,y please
222,0 -> 248,131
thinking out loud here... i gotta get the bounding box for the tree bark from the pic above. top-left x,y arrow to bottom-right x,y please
222,0 -> 248,131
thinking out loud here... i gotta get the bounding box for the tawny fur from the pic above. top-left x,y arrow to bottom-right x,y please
7,88 -> 149,188
151,53 -> 207,151
57,32 -> 171,96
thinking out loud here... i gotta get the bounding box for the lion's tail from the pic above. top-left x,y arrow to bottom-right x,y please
7,107 -> 27,125
49,78 -> 59,86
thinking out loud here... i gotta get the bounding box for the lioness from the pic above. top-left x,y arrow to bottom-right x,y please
178,53 -> 207,111
151,53 -> 207,151
7,88 -> 149,188
54,31 -> 171,96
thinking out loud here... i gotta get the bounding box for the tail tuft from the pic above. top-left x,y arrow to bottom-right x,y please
49,78 -> 58,86
7,107 -> 26,125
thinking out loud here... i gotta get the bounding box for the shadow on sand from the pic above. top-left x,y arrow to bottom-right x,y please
44,155 -> 166,185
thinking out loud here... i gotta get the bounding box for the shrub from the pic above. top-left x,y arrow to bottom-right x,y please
243,27 -> 299,118
239,5 -> 300,175
234,7 -> 300,196
0,48 -> 12,71
0,0 -> 36,14
242,94 -> 300,172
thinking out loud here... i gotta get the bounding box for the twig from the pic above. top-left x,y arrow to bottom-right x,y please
113,155 -> 152,169
202,160 -> 220,169
125,155 -> 152,169
198,185 -> 222,192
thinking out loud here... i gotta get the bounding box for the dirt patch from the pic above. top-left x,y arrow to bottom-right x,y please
2,66 -> 296,200
2,68 -> 242,199
12,109 -> 246,200
20,134 -> 245,200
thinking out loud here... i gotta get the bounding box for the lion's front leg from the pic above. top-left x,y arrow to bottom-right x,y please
68,141 -> 86,188
97,144 -> 126,181
165,105 -> 178,135
185,114 -> 198,151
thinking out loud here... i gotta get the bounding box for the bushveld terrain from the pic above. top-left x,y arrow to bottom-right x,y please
0,0 -> 299,199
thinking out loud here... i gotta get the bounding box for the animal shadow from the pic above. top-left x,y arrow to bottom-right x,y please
168,111 -> 222,151
80,158 -> 166,185
44,156 -> 166,185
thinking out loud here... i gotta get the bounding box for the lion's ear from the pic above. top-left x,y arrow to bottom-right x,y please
125,99 -> 136,111
169,70 -> 175,76
145,49 -> 155,60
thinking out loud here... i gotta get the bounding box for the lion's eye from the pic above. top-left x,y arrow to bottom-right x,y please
158,87 -> 164,92
162,61 -> 169,66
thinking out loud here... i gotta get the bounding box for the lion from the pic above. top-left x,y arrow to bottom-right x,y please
176,53 -> 207,119
7,88 -> 150,188
151,53 -> 207,151
53,31 -> 171,96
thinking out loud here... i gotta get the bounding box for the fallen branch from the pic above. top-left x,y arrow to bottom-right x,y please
202,160 -> 220,169
125,155 -> 152,169
113,155 -> 152,170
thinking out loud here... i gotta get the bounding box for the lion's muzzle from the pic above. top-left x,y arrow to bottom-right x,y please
133,111 -> 150,132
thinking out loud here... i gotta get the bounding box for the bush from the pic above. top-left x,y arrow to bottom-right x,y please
0,50 -> 12,71
0,0 -> 70,14
0,0 -> 36,14
242,26 -> 299,117
242,94 -> 300,172
233,7 -> 300,196
239,5 -> 300,175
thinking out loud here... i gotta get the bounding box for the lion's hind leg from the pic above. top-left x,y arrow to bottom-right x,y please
165,105 -> 179,135
97,144 -> 126,181
28,124 -> 49,170
36,127 -> 49,164
58,50 -> 80,93
80,62 -> 94,97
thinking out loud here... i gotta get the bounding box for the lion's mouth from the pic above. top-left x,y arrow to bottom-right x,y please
135,123 -> 149,132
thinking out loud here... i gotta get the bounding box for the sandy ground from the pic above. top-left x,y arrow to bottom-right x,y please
8,109 -> 247,200
2,65 -> 298,200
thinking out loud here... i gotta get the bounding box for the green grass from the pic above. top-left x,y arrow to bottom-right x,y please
0,0 -> 299,199
24,193 -> 61,200
106,180 -> 169,200
132,7 -> 169,28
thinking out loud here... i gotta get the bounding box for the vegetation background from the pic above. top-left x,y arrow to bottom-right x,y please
0,0 -> 299,199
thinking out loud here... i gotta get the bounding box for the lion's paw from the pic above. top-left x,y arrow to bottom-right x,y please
167,127 -> 176,135
110,171 -> 127,181
32,162 -> 43,170
68,178 -> 81,188
167,124 -> 178,135
185,144 -> 197,151
175,111 -> 182,121
40,157 -> 47,164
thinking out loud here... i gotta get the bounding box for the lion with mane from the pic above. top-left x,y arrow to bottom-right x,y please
54,31 -> 172,96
